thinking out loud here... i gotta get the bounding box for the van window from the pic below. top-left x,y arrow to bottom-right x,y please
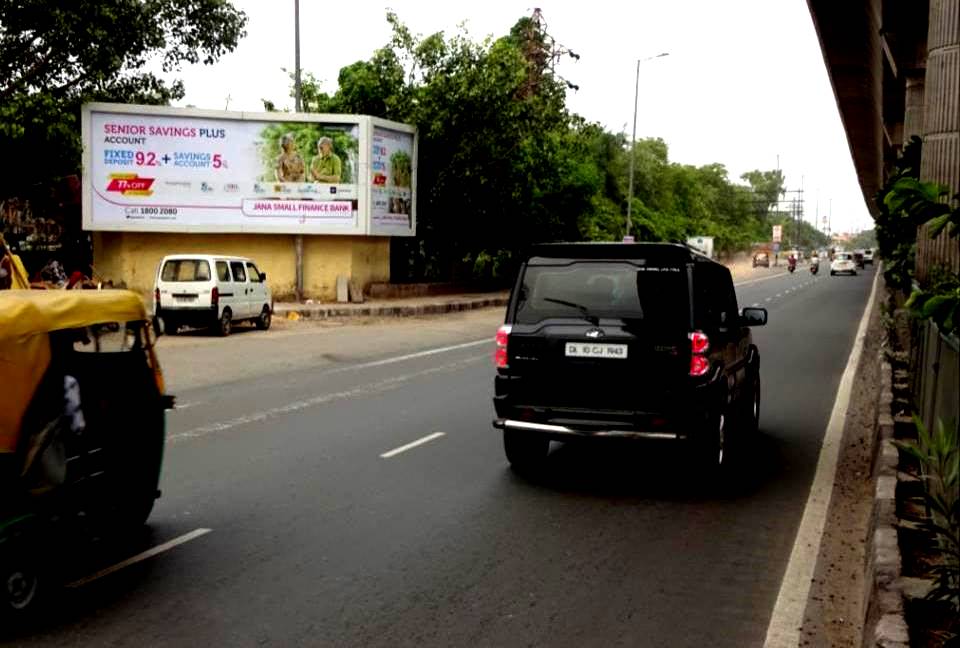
230,261 -> 247,282
216,261 -> 230,282
246,262 -> 261,282
161,259 -> 211,282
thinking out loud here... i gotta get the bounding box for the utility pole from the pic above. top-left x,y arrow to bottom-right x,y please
293,0 -> 304,302
625,52 -> 669,239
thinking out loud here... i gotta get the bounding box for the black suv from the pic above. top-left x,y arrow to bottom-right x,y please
492,243 -> 768,473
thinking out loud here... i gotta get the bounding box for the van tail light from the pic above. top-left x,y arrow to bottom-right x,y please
688,330 -> 710,377
494,325 -> 512,368
211,286 -> 219,306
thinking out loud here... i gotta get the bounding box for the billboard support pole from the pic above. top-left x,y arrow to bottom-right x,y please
293,0 -> 304,301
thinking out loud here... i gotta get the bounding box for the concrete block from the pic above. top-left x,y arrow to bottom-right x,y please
879,441 -> 900,476
348,280 -> 364,304
874,613 -> 909,647
874,527 -> 902,587
878,413 -> 895,439
336,275 -> 349,303
898,576 -> 933,601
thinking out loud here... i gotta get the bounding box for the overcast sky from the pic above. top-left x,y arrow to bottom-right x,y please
164,0 -> 874,234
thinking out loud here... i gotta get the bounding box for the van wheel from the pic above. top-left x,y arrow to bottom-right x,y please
256,306 -> 272,331
503,430 -> 549,474
217,309 -> 232,337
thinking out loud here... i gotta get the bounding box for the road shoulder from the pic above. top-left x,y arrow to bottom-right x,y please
798,275 -> 883,646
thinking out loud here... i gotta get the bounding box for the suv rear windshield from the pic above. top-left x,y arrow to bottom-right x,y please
161,259 -> 211,282
514,262 -> 689,327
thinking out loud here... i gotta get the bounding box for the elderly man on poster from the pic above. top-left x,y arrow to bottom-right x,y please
310,137 -> 342,184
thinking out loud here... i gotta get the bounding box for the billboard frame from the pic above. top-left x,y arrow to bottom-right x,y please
81,102 -> 417,237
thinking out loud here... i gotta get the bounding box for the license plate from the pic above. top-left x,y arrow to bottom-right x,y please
565,342 -> 628,359
174,296 -> 196,302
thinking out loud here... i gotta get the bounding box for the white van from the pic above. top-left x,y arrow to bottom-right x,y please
154,254 -> 272,336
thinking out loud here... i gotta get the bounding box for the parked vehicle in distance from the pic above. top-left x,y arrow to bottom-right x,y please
862,248 -> 874,265
752,253 -> 770,268
830,252 -> 858,276
154,254 -> 272,336
492,242 -> 768,476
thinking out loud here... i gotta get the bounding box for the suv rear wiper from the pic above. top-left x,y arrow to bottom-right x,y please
541,297 -> 600,326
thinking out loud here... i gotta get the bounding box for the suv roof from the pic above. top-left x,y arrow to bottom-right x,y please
528,242 -> 714,265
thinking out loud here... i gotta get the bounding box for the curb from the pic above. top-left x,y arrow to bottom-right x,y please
273,295 -> 509,319
862,356 -> 911,647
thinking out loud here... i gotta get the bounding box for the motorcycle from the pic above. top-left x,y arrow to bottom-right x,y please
810,262 -> 819,275
787,262 -> 796,274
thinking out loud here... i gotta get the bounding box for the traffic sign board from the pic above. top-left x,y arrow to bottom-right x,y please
772,225 -> 783,243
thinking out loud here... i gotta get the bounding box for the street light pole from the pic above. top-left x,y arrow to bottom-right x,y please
626,52 -> 669,240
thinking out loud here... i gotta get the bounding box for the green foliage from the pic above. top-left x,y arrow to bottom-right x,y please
0,0 -> 247,196
905,267 -> 960,336
875,136 -> 922,291
893,416 -> 960,611
849,228 -> 878,250
274,11 -> 809,281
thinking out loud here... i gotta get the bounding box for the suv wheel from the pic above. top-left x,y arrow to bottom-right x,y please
694,411 -> 729,474
503,430 -> 549,473
255,306 -> 272,331
743,371 -> 761,435
217,309 -> 232,337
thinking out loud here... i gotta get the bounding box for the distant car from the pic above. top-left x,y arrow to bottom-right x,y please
492,242 -> 768,475
154,254 -> 273,336
830,252 -> 858,276
862,248 -> 874,265
753,253 -> 770,268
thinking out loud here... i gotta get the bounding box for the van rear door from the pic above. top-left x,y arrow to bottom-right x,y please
158,258 -> 213,309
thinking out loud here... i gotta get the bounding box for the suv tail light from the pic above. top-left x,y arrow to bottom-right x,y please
689,331 -> 710,377
494,325 -> 512,368
211,286 -> 219,306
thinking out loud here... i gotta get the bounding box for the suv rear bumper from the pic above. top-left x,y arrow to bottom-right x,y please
493,419 -> 680,440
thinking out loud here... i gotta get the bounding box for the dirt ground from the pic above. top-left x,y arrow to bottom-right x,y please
798,282 -> 883,646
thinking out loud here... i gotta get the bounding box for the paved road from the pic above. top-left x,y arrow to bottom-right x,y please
11,266 -> 877,647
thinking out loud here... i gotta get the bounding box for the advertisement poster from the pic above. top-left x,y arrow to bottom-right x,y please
369,126 -> 415,236
86,108 -> 362,234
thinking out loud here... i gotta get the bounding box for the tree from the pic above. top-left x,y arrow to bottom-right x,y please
0,0 -> 248,196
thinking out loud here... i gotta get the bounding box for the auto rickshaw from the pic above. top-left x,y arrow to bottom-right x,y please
0,290 -> 172,620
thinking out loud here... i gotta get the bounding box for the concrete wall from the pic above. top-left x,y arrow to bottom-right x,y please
93,232 -> 390,301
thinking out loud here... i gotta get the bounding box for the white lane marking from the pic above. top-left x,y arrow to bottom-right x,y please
733,272 -> 789,287
327,339 -> 489,374
170,356 -> 485,442
775,293 -> 783,298
66,528 -> 212,589
380,432 -> 446,458
765,297 -> 772,302
763,263 -> 881,647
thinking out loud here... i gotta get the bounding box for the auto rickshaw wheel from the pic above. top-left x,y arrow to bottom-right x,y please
0,542 -> 44,622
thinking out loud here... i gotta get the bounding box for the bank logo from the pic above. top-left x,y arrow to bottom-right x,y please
106,173 -> 154,196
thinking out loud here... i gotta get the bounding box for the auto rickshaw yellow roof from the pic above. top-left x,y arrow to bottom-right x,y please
0,290 -> 149,343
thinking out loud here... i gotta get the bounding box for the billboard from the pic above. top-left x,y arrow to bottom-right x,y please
82,104 -> 417,236
369,124 -> 416,236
